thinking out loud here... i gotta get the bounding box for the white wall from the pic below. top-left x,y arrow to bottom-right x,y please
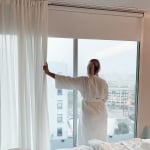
137,13 -> 150,138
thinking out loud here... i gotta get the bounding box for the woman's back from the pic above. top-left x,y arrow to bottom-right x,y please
79,76 -> 108,102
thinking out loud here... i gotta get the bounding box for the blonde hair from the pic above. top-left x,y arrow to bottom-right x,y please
87,59 -> 100,76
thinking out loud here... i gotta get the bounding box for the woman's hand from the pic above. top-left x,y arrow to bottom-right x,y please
43,62 -> 49,75
43,62 -> 55,78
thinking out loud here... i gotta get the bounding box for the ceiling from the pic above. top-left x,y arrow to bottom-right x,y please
49,0 -> 150,13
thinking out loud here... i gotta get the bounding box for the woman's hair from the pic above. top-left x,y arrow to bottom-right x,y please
87,59 -> 100,76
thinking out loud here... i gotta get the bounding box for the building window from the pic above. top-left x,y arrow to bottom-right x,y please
57,89 -> 63,95
57,101 -> 63,109
57,114 -> 63,123
57,128 -> 62,136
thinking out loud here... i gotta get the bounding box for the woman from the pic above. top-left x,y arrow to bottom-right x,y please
43,59 -> 108,145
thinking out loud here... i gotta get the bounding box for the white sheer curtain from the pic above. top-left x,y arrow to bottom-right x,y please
0,0 -> 49,150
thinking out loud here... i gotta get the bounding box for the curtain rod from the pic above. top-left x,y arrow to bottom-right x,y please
48,4 -> 144,18
48,3 -> 144,15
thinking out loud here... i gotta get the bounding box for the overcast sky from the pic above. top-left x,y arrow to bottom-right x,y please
47,38 -> 137,79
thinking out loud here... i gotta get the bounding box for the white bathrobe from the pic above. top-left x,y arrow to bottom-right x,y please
55,74 -> 108,145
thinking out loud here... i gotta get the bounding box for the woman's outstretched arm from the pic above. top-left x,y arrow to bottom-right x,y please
43,62 -> 55,79
43,62 -> 84,90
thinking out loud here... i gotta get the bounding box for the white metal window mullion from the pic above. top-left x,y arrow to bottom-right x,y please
73,39 -> 78,146
134,41 -> 140,138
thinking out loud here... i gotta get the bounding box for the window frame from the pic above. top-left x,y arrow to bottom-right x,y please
47,38 -> 140,147
72,39 -> 140,145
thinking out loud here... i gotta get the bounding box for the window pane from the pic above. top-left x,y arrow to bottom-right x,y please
78,39 -> 137,142
47,37 -> 73,150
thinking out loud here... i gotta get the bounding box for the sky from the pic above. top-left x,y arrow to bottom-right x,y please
47,37 -> 138,80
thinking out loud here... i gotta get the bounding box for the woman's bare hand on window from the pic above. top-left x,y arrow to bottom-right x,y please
43,62 -> 49,75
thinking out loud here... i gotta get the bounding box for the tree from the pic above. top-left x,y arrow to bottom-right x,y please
115,122 -> 129,134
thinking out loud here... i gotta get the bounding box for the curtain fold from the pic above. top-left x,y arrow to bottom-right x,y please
0,0 -> 49,150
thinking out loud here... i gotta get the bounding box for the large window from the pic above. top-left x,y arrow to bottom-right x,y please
47,38 -> 73,150
47,38 -> 138,149
78,39 -> 138,142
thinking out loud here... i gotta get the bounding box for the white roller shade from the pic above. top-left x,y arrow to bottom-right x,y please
48,6 -> 142,41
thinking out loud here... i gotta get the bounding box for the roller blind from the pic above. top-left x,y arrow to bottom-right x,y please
48,5 -> 143,41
